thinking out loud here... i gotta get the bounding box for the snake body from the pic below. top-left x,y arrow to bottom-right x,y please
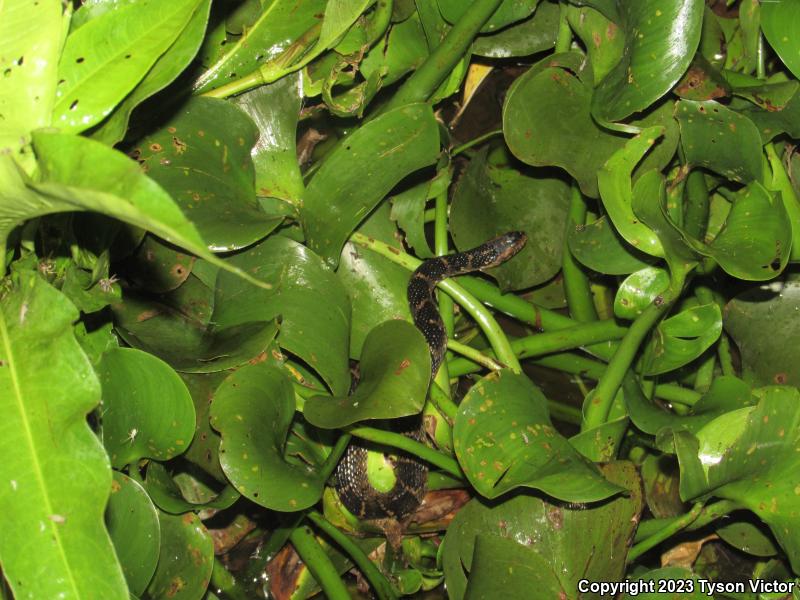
335,231 -> 528,520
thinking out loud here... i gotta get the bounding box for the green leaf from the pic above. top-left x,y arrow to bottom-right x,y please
591,0 -> 704,122
640,303 -> 722,376
761,0 -> 800,81
123,235 -> 194,294
304,320 -> 430,429
132,96 -> 282,252
565,3 -> 623,83
211,363 -> 326,511
437,0 -> 539,33
503,53 -> 678,198
0,272 -> 127,599
97,347 -> 196,468
0,0 -> 63,169
443,462 -> 643,600
620,568 -> 705,599
596,126 -> 666,257
26,133 -> 270,289
614,266 -> 670,319
674,386 -> 800,573
214,235 -> 351,395
180,371 -> 228,480
143,462 -> 239,514
193,0 -> 325,92
145,509 -> 214,600
675,100 -> 763,183
472,0 -> 558,59
302,103 -> 440,268
235,74 -> 305,204
54,0 -> 204,133
568,215 -> 655,275
91,0 -> 212,146
453,370 -> 622,502
450,148 -> 570,291
107,472 -> 160,596
725,279 -> 800,387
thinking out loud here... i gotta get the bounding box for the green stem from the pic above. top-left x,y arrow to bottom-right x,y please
717,332 -> 736,377
210,558 -> 250,600
347,426 -> 463,478
448,339 -> 504,371
683,168 -> 709,241
562,186 -> 598,322
447,319 -> 627,377
434,187 -> 454,379
555,1 -> 573,53
429,381 -> 458,422
307,511 -> 397,600
628,503 -> 704,562
289,525 -> 352,600
582,280 -> 681,430
383,0 -> 504,110
427,471 -> 466,490
451,129 -> 504,157
350,232 -> 520,372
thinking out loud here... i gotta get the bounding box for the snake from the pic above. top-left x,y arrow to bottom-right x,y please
335,231 -> 528,520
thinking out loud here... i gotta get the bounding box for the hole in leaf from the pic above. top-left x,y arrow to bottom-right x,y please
69,99 -> 78,110
76,57 -> 85,64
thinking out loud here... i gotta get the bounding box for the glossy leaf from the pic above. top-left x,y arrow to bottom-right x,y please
443,462 -> 643,600
210,363 -> 326,511
106,472 -> 160,596
675,387 -> 800,573
97,347 -> 196,468
122,234 -> 194,294
143,462 -> 240,514
91,0 -> 212,146
761,0 -> 800,81
438,0 -> 539,33
591,0 -> 704,122
0,272 -> 127,599
568,215 -> 654,275
614,266 -> 670,319
675,99 -> 763,183
179,370 -> 228,480
725,279 -> 800,387
53,0 -> 204,133
450,148 -> 570,291
194,0 -> 325,92
214,235 -> 351,395
565,3 -> 623,83
453,370 -> 622,502
304,320 -> 430,429
302,103 -> 440,267
0,0 -> 62,169
504,53 -> 678,198
133,96 -> 282,251
145,510 -> 214,600
235,74 -> 305,204
472,0 -> 558,58
640,303 -> 722,376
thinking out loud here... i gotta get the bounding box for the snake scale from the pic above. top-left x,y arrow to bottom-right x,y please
335,232 -> 528,520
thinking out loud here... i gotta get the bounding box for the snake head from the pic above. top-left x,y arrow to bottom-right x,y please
491,231 -> 528,263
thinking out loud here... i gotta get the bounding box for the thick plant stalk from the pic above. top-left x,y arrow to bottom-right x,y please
289,526 -> 352,600
562,187 -> 599,323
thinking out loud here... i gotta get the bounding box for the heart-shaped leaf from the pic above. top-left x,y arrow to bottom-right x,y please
210,363 -> 325,511
453,370 -> 622,502
568,215 -> 655,275
761,0 -> 800,81
614,266 -> 670,319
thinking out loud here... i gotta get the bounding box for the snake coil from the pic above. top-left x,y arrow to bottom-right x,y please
335,232 -> 528,519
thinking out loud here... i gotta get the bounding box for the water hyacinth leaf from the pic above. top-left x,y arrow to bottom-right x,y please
725,279 -> 800,388
194,0 -> 325,93
687,182 -> 791,281
0,273 -> 127,599
180,370 -> 228,480
640,303 -> 722,376
339,202 -> 413,357
91,0 -> 212,146
596,126 -> 666,257
106,472 -> 160,596
614,266 -> 670,320
674,387 -> 800,573
591,0 -> 704,122
27,133 -> 269,289
732,87 -> 800,143
302,103 -> 439,268
504,54 -> 678,198
235,74 -> 305,204
304,320 -> 430,429
450,148 -> 570,291
569,416 -> 630,462
145,510 -> 214,600
0,0 -> 62,167
620,568 -> 704,599
675,100 -> 763,183
442,462 -> 642,600
565,3 -> 623,83
210,363 -> 325,511
472,0 -> 558,59
565,0 -> 618,22
361,12 -> 429,88
143,462 -> 239,514
97,347 -> 196,468
214,235 -> 351,395
672,54 -> 730,102
53,0 -> 204,133
437,0 -> 539,33
716,517 -> 779,558
568,215 -> 654,275
122,235 -> 194,294
761,0 -> 800,81
390,180 -> 435,260
453,370 -> 622,502
133,96 -> 282,251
